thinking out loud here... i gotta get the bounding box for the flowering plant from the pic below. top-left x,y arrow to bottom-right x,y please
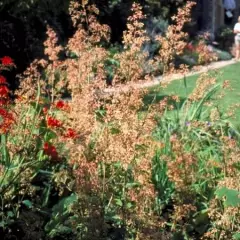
0,57 -> 78,236
184,40 -> 218,65
0,56 -> 15,133
2,1 -> 240,239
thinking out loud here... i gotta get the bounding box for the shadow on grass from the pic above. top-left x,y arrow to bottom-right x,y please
142,90 -> 188,112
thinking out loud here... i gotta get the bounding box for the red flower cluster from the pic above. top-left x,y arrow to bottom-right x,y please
64,128 -> 78,139
55,100 -> 70,111
56,100 -> 64,109
0,75 -> 9,105
186,43 -> 194,52
0,61 -> 14,133
0,75 -> 9,102
0,85 -> 9,98
0,75 -> 7,84
44,101 -> 78,140
1,56 -> 14,66
43,142 -> 59,160
47,116 -> 62,128
0,108 -> 14,133
0,99 -> 7,105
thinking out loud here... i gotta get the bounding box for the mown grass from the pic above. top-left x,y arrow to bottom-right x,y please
148,63 -> 240,125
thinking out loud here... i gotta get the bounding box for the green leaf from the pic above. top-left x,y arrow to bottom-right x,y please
215,187 -> 240,207
52,193 -> 77,214
48,225 -> 73,238
113,161 -> 121,168
111,215 -> 122,221
7,211 -> 14,218
67,51 -> 78,59
115,199 -> 123,207
107,58 -> 120,66
126,202 -> 132,209
45,194 -> 77,234
33,128 -> 40,135
42,183 -> 52,207
1,134 -> 10,166
233,233 -> 240,240
183,75 -> 187,96
22,200 -> 33,208
110,127 -> 121,134
45,131 -> 57,141
125,182 -> 140,189
0,221 -> 6,228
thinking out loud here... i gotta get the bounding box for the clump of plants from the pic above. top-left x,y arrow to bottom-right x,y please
0,54 -> 78,239
215,26 -> 235,52
180,33 -> 218,68
147,71 -> 240,239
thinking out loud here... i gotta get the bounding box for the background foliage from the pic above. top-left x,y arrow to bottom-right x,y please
0,0 -> 190,81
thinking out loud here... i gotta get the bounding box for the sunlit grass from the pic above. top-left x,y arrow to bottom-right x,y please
148,63 -> 240,126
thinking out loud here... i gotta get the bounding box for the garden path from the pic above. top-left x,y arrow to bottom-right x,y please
100,59 -> 237,95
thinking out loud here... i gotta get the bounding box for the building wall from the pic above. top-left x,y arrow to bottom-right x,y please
197,0 -> 240,37
215,0 -> 225,31
197,0 -> 214,33
234,0 -> 240,22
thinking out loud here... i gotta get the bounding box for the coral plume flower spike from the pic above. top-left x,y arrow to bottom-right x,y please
1,56 -> 14,66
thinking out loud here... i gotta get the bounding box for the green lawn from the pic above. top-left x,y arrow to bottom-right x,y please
148,63 -> 240,126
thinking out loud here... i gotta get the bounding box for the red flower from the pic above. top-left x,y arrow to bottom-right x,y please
64,128 -> 78,139
1,56 -> 14,66
0,108 -> 14,133
186,43 -> 194,52
0,75 -> 7,85
56,100 -> 64,109
47,116 -> 62,128
43,142 -> 59,160
0,86 -> 9,98
0,99 -> 8,106
55,100 -> 70,111
0,108 -> 8,118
